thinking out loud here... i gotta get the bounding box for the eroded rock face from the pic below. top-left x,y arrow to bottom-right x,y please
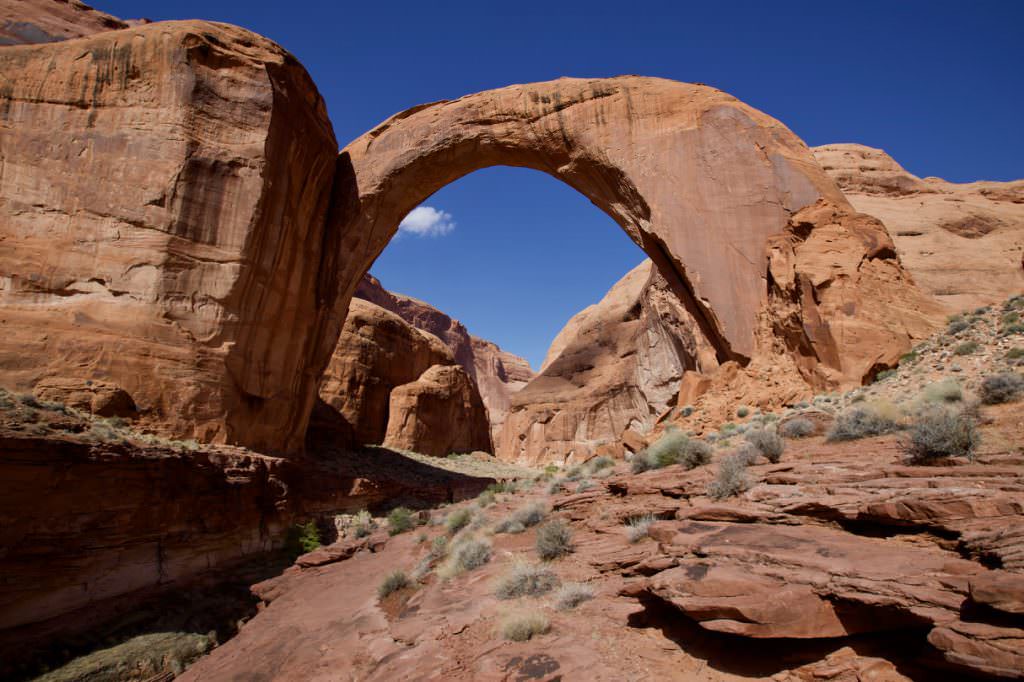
0,22 -> 934,452
497,260 -> 713,464
318,298 -> 455,446
0,0 -> 135,45
0,21 -> 338,452
813,144 -> 1024,310
383,364 -> 493,456
354,274 -> 532,439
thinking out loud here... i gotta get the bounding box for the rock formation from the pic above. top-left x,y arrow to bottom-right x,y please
0,19 -> 939,454
0,0 -> 137,45
317,298 -> 456,446
383,364 -> 492,456
497,260 -> 714,464
354,274 -> 532,439
813,144 -> 1024,310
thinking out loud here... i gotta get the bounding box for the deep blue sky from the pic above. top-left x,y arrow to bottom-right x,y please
98,0 -> 1024,369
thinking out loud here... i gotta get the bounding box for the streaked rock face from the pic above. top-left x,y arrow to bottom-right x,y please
0,21 -> 937,452
0,0 -> 136,46
0,21 -> 339,452
813,143 -> 1024,311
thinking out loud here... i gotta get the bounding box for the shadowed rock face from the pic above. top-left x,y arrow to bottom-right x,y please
813,144 -> 1024,311
0,19 -> 935,453
354,274 -> 533,440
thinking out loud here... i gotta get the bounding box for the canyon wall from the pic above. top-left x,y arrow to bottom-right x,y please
813,144 -> 1024,311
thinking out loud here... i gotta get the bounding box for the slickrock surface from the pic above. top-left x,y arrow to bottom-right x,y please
355,274 -> 533,439
180,404 -> 1024,680
383,364 -> 493,456
813,144 -> 1024,311
0,0 -> 135,45
0,393 -> 495,677
498,260 -> 714,465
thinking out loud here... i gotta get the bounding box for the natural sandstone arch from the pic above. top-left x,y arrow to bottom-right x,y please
321,77 -> 850,368
0,21 -> 933,454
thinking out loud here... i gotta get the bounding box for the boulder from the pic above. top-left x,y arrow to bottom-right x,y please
33,377 -> 137,418
383,365 -> 493,456
0,0 -> 136,45
318,299 -> 455,446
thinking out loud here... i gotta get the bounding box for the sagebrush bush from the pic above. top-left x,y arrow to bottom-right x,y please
477,490 -> 496,508
706,452 -> 749,500
587,455 -> 614,473
438,536 -> 492,578
494,518 -> 527,534
979,372 -> 1024,405
378,570 -> 409,599
501,611 -> 549,642
1003,323 -> 1024,336
827,407 -> 901,442
445,508 -> 473,535
387,507 -> 415,536
495,561 -> 559,599
1005,348 -> 1024,361
874,369 -> 897,382
626,514 -> 655,543
536,520 -> 573,560
646,430 -> 691,468
554,582 -> 595,611
350,510 -> 375,538
546,480 -> 563,495
954,341 -> 980,356
575,479 -> 594,493
513,503 -> 547,528
631,432 -> 711,473
780,418 -> 815,439
486,481 -> 516,494
744,428 -> 784,463
921,379 -> 962,404
736,406 -> 749,418
904,407 -> 980,463
947,318 -> 970,335
564,465 -> 585,482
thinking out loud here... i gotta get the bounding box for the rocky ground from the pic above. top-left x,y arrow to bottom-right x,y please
146,298 -> 1024,680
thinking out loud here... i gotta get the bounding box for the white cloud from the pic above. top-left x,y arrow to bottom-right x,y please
398,206 -> 455,237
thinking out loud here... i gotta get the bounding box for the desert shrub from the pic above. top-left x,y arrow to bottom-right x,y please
536,520 -> 573,560
495,561 -> 559,599
546,479 -> 563,495
501,611 -> 550,642
947,318 -> 970,335
646,430 -> 690,468
1005,294 -> 1024,311
780,418 -> 815,439
921,379 -> 963,404
736,406 -> 750,418
514,502 -> 547,528
744,428 -> 784,463
351,510 -> 375,538
445,508 -> 473,535
899,350 -> 918,366
494,518 -> 527,534
827,407 -> 901,442
437,536 -> 492,578
587,455 -> 614,473
1003,323 -> 1024,336
630,452 -> 654,473
564,465 -> 585,482
874,369 -> 897,382
476,490 -> 496,508
1003,312 -> 1021,326
378,570 -> 410,599
979,372 -> 1024,405
680,405 -> 694,417
387,507 -> 415,536
486,481 -> 516,494
904,408 -> 980,463
576,479 -> 594,493
285,521 -> 321,559
554,583 -> 595,611
626,514 -> 655,543
954,341 -> 980,356
544,464 -> 560,475
1005,348 -> 1024,361
707,452 -> 750,500
428,535 -> 448,560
